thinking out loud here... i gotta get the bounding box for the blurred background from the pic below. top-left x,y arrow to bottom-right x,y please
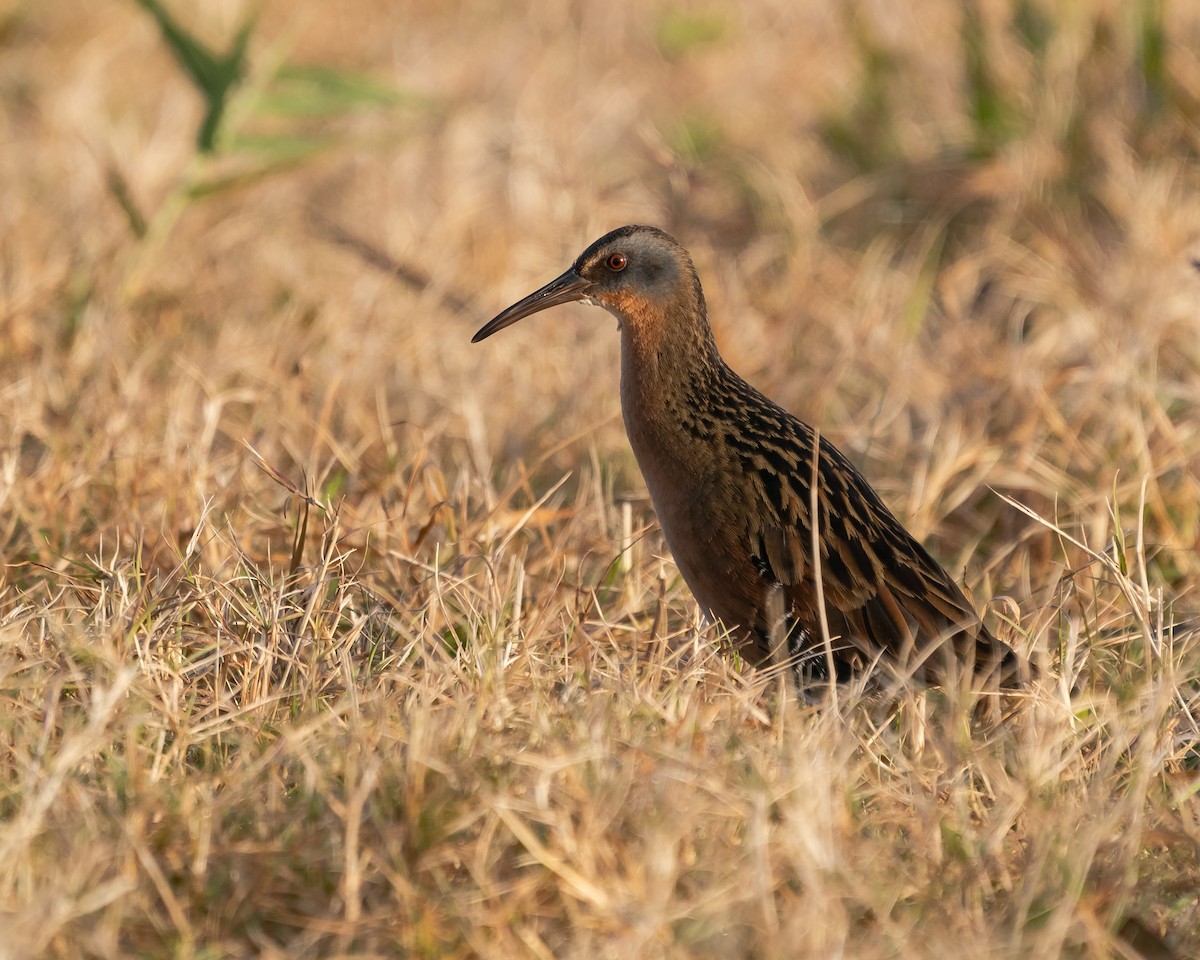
4,0 -> 1200,654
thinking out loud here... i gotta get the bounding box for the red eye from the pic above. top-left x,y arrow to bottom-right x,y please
606,253 -> 627,271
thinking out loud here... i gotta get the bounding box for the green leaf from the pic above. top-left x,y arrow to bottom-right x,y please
133,0 -> 256,152
256,64 -> 420,118
655,10 -> 726,60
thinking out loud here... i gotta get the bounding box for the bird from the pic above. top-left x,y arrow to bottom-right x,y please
473,225 -> 1021,688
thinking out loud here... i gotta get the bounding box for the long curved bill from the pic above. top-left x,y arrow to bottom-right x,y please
472,268 -> 593,342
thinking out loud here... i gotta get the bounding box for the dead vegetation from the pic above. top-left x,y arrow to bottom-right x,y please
1,1 -> 1198,956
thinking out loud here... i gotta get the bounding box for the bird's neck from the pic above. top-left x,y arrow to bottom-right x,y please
617,295 -> 724,458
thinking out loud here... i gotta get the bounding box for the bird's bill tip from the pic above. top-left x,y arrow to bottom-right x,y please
472,268 -> 592,342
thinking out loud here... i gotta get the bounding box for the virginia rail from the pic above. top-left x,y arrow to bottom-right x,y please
474,225 -> 1019,687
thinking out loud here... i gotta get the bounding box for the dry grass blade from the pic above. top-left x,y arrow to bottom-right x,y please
1,1 -> 1198,957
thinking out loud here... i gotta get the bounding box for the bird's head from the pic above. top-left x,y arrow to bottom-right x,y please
472,225 -> 703,343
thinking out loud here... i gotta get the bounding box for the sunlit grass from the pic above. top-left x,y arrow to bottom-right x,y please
1,1 -> 1198,957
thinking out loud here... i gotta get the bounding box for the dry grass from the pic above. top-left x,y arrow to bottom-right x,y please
2,0 -> 1199,956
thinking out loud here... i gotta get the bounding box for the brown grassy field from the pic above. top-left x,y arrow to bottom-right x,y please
2,1 -> 1199,956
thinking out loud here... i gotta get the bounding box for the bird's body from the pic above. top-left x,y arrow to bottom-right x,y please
474,225 -> 1019,686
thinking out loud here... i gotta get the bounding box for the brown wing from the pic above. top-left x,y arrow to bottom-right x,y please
730,405 -> 1017,685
